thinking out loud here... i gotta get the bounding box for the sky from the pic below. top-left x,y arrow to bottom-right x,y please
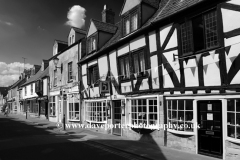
0,0 -> 124,87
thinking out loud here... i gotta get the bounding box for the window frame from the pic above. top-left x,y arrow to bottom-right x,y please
53,69 -> 57,86
227,99 -> 240,142
118,54 -> 131,81
88,34 -> 97,54
130,98 -> 159,128
85,101 -> 107,123
68,62 -> 73,82
68,95 -> 80,121
87,64 -> 100,86
49,96 -> 56,116
132,49 -> 147,77
167,99 -> 194,134
179,9 -> 220,56
122,8 -> 139,37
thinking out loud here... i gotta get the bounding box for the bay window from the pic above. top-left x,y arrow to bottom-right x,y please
85,101 -> 107,122
167,99 -> 194,132
227,99 -> 240,140
130,99 -> 158,126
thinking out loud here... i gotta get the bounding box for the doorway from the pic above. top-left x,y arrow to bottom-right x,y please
112,100 -> 122,136
197,100 -> 223,158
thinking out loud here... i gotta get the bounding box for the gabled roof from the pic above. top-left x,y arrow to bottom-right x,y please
21,67 -> 47,87
79,0 -> 208,63
88,19 -> 118,35
120,0 -> 159,16
9,78 -> 26,89
37,67 -> 49,80
71,27 -> 87,34
55,40 -> 68,45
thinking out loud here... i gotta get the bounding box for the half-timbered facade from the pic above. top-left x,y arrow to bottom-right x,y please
78,0 -> 240,159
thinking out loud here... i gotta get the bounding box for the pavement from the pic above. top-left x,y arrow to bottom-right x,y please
2,113 -> 220,160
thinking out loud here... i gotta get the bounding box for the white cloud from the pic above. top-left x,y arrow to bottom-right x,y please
65,5 -> 86,29
0,62 -> 33,87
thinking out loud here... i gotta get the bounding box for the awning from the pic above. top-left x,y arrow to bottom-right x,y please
25,97 -> 37,101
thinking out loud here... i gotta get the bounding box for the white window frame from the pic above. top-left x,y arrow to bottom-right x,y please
49,96 -> 56,116
167,99 -> 194,135
85,100 -> 107,123
226,99 -> 240,143
129,98 -> 158,129
68,95 -> 80,121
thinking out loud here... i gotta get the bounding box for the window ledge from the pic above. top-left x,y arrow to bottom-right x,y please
85,120 -> 107,124
226,137 -> 240,144
68,119 -> 80,122
49,115 -> 56,118
167,129 -> 195,135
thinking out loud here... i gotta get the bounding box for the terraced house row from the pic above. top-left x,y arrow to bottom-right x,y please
5,0 -> 240,159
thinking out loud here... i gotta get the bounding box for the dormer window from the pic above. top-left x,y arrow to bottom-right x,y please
88,35 -> 96,54
123,10 -> 138,36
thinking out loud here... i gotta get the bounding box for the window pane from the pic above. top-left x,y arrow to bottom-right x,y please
180,21 -> 193,54
139,51 -> 145,72
237,127 -> 240,139
133,54 -> 139,73
186,111 -> 193,122
227,100 -> 235,111
172,100 -> 177,110
204,11 -> 218,49
237,113 -> 240,126
236,100 -> 240,112
125,18 -> 130,35
228,125 -> 235,138
227,113 -> 235,125
192,15 -> 205,51
125,57 -> 130,78
120,58 -> 125,76
178,100 -> 184,110
131,12 -> 138,31
186,100 -> 193,110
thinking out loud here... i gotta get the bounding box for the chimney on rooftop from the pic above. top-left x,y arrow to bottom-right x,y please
102,5 -> 115,24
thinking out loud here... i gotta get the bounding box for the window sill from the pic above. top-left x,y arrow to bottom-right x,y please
85,120 -> 107,124
68,119 -> 80,122
49,115 -> 56,118
226,137 -> 240,144
167,129 -> 195,135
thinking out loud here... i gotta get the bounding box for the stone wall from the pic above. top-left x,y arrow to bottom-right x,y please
166,132 -> 195,153
226,140 -> 240,160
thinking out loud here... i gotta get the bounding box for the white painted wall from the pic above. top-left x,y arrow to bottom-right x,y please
149,31 -> 157,53
43,78 -> 48,96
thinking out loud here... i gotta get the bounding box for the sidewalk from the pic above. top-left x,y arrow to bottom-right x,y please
8,113 -> 219,160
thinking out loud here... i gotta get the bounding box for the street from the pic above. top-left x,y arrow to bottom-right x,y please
0,114 -> 142,160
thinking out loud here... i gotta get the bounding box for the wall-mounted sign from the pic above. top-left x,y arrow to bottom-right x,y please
207,113 -> 213,120
99,81 -> 110,94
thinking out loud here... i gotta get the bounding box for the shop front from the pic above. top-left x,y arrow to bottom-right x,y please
164,94 -> 240,159
37,96 -> 48,119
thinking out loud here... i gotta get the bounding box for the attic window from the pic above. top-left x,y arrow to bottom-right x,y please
123,10 -> 138,36
88,36 -> 96,54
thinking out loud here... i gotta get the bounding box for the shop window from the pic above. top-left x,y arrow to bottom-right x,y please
68,95 -> 80,121
180,10 -> 219,55
49,96 -> 56,116
119,55 -> 130,80
227,99 -> 240,139
130,99 -> 158,126
85,101 -> 107,122
167,100 -> 194,132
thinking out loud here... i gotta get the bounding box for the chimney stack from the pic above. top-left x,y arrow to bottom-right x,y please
102,5 -> 115,24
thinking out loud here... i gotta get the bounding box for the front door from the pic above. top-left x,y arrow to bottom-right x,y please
197,100 -> 223,158
112,100 -> 122,136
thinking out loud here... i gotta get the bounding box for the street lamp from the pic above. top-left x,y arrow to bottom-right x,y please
53,57 -> 62,73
